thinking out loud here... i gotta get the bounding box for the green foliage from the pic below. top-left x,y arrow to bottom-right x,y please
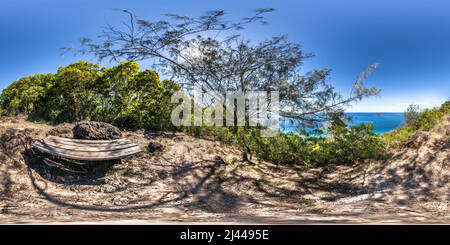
49,61 -> 103,123
414,101 -> 449,130
0,73 -> 55,116
404,104 -> 421,125
324,119 -> 385,164
0,61 -> 179,130
383,100 -> 450,147
382,126 -> 416,148
185,116 -> 385,166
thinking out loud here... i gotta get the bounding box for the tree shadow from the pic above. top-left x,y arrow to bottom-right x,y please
14,130 -> 448,220
364,149 -> 448,204
23,149 -> 120,186
250,164 -> 368,204
144,130 -> 181,140
171,156 -> 241,213
22,146 -> 240,213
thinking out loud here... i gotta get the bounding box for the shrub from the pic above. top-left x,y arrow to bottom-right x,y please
404,104 -> 421,126
325,120 -> 385,164
0,73 -> 55,116
185,115 -> 385,166
0,61 -> 180,131
383,100 -> 450,147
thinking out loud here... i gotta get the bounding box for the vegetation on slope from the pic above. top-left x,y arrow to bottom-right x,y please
383,101 -> 450,147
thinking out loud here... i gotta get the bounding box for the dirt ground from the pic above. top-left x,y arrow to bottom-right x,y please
0,116 -> 448,224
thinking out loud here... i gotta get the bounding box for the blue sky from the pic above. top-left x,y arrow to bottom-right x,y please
1,0 -> 449,112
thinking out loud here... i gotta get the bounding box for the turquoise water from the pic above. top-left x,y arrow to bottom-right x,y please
280,112 -> 405,135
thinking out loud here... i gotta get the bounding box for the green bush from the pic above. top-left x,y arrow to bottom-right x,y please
0,73 -> 55,116
414,101 -> 449,130
404,104 -> 421,125
185,116 -> 385,166
382,126 -> 416,148
383,100 -> 450,147
0,61 -> 180,131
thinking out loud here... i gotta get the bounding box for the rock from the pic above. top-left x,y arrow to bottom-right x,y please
47,123 -> 74,138
73,121 -> 122,140
0,116 -> 19,124
405,131 -> 429,148
0,128 -> 34,157
148,141 -> 164,153
134,129 -> 144,135
435,124 -> 450,136
394,194 -> 410,205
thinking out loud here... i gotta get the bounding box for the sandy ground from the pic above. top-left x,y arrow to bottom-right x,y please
0,116 -> 448,224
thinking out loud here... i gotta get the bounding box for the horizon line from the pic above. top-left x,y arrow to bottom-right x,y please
344,111 -> 404,113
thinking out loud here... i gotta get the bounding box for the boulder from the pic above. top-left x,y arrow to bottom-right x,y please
148,141 -> 164,153
73,121 -> 122,140
0,128 -> 34,157
405,131 -> 429,148
47,123 -> 74,138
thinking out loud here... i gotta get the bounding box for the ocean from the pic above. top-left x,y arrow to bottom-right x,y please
280,112 -> 405,135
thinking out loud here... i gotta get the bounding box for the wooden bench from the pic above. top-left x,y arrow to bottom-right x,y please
32,136 -> 142,161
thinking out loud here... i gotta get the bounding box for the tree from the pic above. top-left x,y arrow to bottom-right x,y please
132,70 -> 181,130
66,9 -> 380,129
0,61 -> 180,130
95,61 -> 140,123
404,104 -> 422,126
0,73 -> 55,116
49,61 -> 103,122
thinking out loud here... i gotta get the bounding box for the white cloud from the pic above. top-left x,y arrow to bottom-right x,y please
347,94 -> 447,112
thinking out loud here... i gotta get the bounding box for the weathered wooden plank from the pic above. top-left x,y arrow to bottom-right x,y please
42,139 -> 136,152
32,137 -> 142,161
33,140 -> 141,156
46,136 -> 131,145
41,142 -> 137,152
33,142 -> 142,161
43,158 -> 88,173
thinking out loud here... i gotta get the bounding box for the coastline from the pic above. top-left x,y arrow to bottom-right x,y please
280,112 -> 405,135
